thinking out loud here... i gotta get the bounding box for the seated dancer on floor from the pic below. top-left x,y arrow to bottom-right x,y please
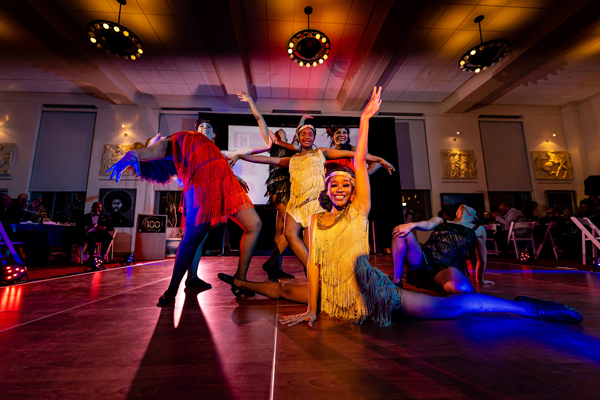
237,91 -> 296,281
108,120 -> 270,305
219,87 -> 583,326
391,205 -> 493,293
230,114 -> 394,278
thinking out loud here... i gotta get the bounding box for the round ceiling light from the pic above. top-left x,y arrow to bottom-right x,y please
459,15 -> 510,73
287,7 -> 330,68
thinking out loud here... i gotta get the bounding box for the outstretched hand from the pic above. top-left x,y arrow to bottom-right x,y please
236,175 -> 250,193
378,158 -> 395,175
237,92 -> 252,103
106,151 -> 140,182
392,223 -> 414,239
229,154 -> 241,168
279,310 -> 317,327
361,86 -> 382,119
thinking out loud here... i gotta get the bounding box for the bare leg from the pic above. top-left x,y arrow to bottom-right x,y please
433,267 -> 474,293
392,232 -> 423,283
284,213 -> 309,267
229,207 -> 262,280
234,278 -> 308,303
265,202 -> 289,267
400,290 -> 537,320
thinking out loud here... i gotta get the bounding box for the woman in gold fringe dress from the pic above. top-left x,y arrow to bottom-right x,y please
233,119 -> 394,276
219,87 -> 582,326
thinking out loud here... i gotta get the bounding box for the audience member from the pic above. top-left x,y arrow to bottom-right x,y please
0,194 -> 18,224
482,211 -> 496,225
523,201 -> 539,222
77,202 -> 115,259
491,202 -> 527,256
11,193 -> 34,222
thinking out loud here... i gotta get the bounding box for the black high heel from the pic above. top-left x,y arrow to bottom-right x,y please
262,261 -> 280,282
217,273 -> 255,297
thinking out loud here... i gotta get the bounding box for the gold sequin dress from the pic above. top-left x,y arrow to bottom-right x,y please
286,149 -> 326,228
313,206 -> 403,326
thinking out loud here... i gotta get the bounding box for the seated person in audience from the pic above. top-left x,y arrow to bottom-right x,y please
523,201 -> 539,222
77,202 -> 114,258
561,207 -> 573,221
482,211 -> 496,225
11,193 -> 35,222
491,202 -> 526,255
557,199 -> 595,258
0,194 -> 18,224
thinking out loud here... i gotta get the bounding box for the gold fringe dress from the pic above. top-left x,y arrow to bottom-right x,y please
313,206 -> 403,326
286,149 -> 326,228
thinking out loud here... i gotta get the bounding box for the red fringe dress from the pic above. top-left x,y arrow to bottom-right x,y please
171,131 -> 253,226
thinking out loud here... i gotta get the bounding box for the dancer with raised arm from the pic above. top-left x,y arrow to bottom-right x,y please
391,206 -> 494,293
219,87 -> 582,326
237,92 -> 296,281
231,116 -> 394,279
108,120 -> 268,305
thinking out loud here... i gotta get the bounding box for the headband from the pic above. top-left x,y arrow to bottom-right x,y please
325,171 -> 356,186
296,124 -> 315,134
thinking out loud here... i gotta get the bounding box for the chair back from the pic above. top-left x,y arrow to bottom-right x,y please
507,221 -> 535,242
570,217 -> 600,248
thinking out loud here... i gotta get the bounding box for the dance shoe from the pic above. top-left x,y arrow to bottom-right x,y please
157,290 -> 176,307
217,273 -> 255,297
185,277 -> 212,289
262,262 -> 280,282
514,296 -> 583,324
279,270 -> 296,279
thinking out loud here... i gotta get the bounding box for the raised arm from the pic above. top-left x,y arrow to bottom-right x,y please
271,131 -> 298,151
107,140 -> 168,182
279,214 -> 319,327
320,148 -> 395,174
296,114 -> 312,132
221,133 -> 273,160
238,92 -> 270,146
237,154 -> 291,168
392,217 -> 444,238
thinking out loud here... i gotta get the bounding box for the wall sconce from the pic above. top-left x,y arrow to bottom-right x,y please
552,133 -> 556,137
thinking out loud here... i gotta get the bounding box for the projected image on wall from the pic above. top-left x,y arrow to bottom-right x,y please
228,125 -> 356,205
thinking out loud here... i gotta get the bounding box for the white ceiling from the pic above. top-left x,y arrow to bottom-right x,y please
1,0 -> 600,112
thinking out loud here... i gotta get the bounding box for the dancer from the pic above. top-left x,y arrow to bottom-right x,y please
237,92 -> 296,281
391,205 -> 494,293
219,87 -> 582,326
108,120 -> 267,305
232,118 -> 394,275
325,124 -> 381,175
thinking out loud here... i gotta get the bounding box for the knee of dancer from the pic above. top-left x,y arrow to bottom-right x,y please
447,281 -> 474,294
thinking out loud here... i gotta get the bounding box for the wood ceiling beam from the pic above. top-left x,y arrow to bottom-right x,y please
441,0 -> 600,114
188,0 -> 255,107
337,0 -> 429,112
1,0 -> 139,105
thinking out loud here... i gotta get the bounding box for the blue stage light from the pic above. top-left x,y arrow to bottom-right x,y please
120,252 -> 135,266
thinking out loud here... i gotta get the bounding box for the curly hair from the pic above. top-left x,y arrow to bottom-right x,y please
103,190 -> 133,213
325,124 -> 351,150
194,118 -> 212,130
318,165 -> 356,211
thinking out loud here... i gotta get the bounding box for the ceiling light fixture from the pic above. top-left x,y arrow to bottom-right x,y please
459,15 -> 510,74
87,0 -> 144,60
287,7 -> 330,68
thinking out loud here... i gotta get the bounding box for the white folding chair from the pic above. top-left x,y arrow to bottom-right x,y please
0,223 -> 24,265
535,222 -> 558,259
104,229 -> 118,262
483,224 -> 498,255
570,217 -> 600,265
507,221 -> 536,259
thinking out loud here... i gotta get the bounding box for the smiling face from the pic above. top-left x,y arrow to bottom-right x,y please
327,175 -> 354,209
197,122 -> 215,141
333,128 -> 349,147
297,127 -> 315,149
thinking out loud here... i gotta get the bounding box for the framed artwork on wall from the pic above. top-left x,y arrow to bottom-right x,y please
545,190 -> 576,213
99,188 -> 136,227
440,193 -> 486,217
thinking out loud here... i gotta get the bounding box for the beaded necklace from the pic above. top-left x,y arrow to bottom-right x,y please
316,206 -> 350,230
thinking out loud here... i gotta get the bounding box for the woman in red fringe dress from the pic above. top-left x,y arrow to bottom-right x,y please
108,120 -> 263,305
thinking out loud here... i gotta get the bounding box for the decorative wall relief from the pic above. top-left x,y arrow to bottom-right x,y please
532,151 -> 573,179
100,143 -> 144,176
440,149 -> 477,179
0,143 -> 15,175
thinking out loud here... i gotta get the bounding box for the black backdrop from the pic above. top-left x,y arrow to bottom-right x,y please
198,113 -> 402,253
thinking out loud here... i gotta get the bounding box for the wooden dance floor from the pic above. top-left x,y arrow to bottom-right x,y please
1,256 -> 600,399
